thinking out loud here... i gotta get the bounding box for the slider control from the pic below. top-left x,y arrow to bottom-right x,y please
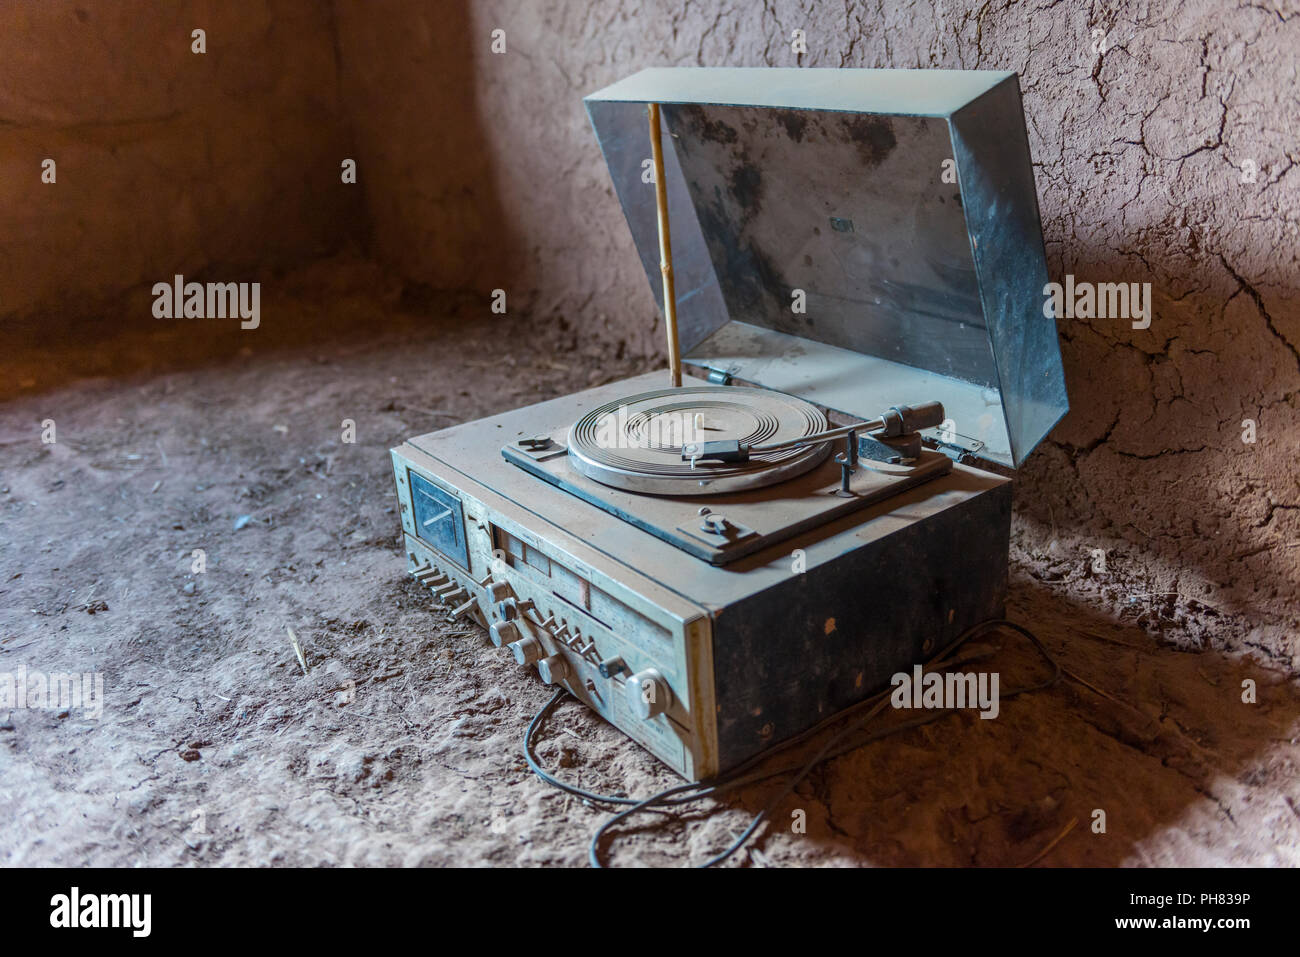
449,597 -> 478,621
498,597 -> 535,621
598,656 -> 627,678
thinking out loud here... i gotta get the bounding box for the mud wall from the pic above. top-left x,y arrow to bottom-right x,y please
0,1 -> 358,321
335,1 -> 1300,663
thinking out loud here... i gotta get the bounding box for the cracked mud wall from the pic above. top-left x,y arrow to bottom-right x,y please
0,1 -> 359,322
337,1 -> 1300,665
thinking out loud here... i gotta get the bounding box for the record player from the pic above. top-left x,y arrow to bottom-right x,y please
390,68 -> 1067,781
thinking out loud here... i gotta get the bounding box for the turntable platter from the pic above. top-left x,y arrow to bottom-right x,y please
566,386 -> 831,495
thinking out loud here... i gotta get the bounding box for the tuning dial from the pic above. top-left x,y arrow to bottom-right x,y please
487,581 -> 513,603
537,654 -> 571,686
625,669 -> 670,720
509,636 -> 542,666
489,620 -> 520,647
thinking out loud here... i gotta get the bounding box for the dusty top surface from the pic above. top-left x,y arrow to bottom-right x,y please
408,370 -> 992,591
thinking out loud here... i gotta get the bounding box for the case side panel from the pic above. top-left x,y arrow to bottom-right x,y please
710,481 -> 1012,772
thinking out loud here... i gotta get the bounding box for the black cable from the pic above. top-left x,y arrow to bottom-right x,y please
522,617 -> 1060,868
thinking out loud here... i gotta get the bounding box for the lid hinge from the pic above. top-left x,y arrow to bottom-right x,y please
924,428 -> 986,464
698,364 -> 733,385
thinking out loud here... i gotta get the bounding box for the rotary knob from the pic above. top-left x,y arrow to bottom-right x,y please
537,654 -> 571,686
487,581 -> 513,603
489,620 -> 520,647
625,669 -> 670,720
509,636 -> 542,666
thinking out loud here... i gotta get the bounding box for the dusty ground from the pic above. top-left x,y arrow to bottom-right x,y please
1,258 -> 1297,867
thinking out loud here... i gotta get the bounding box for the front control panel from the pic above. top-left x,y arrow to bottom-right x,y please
392,447 -> 718,780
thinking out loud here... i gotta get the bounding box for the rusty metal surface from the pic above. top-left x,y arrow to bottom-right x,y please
664,103 -> 994,387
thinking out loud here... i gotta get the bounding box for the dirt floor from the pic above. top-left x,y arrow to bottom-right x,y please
1,256 -> 1298,867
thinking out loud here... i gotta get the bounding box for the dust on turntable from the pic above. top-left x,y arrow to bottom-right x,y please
566,385 -> 833,495
390,67 -> 1068,781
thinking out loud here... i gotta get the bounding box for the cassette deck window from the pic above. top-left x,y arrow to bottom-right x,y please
408,470 -> 469,570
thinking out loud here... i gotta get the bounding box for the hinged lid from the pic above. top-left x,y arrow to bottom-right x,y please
584,67 -> 1068,468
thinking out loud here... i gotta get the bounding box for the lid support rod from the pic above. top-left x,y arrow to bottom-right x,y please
647,102 -> 682,388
